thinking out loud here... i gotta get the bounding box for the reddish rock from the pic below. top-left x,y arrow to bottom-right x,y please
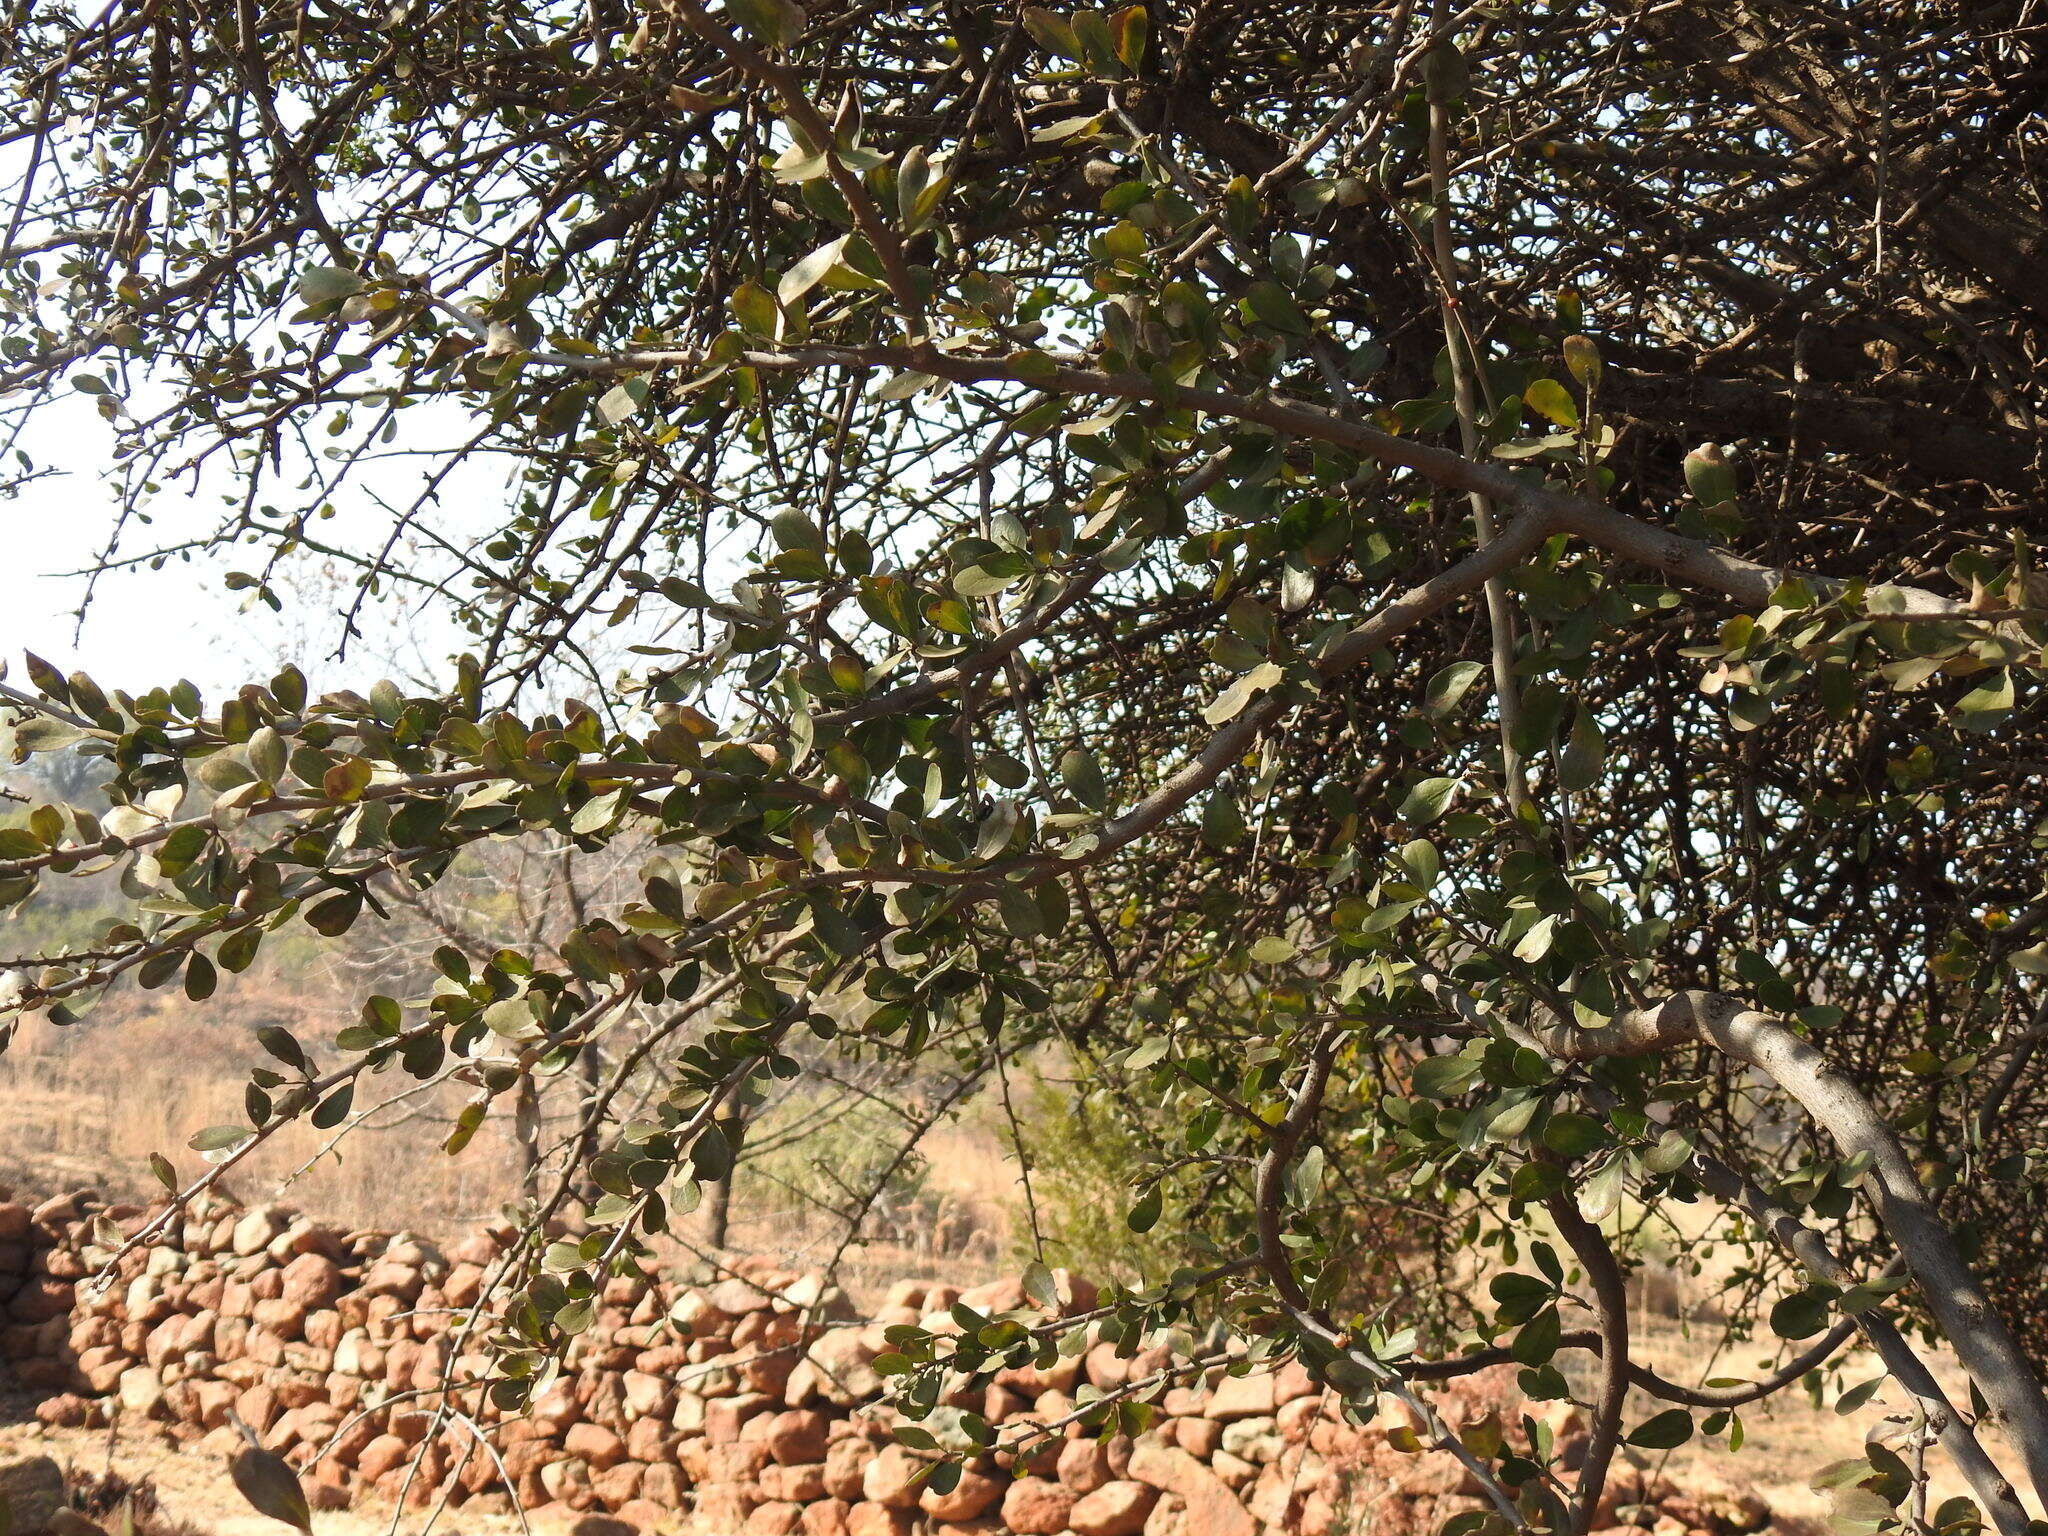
823,1437 -> 876,1499
330,1415 -> 381,1466
1277,1396 -> 1322,1442
34,1393 -> 96,1427
1145,1493 -> 1188,1536
443,1262 -> 486,1309
303,1309 -> 342,1351
357,1434 -> 412,1481
1002,1478 -> 1078,1534
746,1503 -> 805,1536
861,1445 -> 930,1510
920,1468 -> 1005,1523
626,1416 -> 676,1465
745,1351 -> 798,1398
623,1370 -> 673,1420
281,1253 -> 344,1309
1207,1373 -> 1277,1421
641,1464 -> 687,1508
707,1443 -> 774,1483
1072,1479 -> 1160,1536
985,1385 -> 1031,1423
694,1486 -> 759,1532
844,1503 -> 915,1536
274,1373 -> 329,1410
762,1463 -> 829,1502
707,1391 -> 774,1444
958,1278 -> 1026,1313
1087,1344 -> 1133,1392
800,1500 -> 852,1536
77,1344 -> 128,1393
9,1277 -> 73,1323
1060,1437 -> 1114,1493
992,1423 -> 1061,1478
767,1409 -> 831,1466
215,1382 -> 278,1441
252,1298 -> 308,1339
1126,1441 -> 1255,1536
591,1461 -> 646,1508
567,1422 -> 629,1470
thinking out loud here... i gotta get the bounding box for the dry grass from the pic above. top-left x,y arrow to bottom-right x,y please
0,978 -> 533,1235
0,968 -> 1022,1304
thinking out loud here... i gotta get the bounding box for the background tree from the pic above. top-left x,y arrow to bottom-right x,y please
4,3 -> 2048,1533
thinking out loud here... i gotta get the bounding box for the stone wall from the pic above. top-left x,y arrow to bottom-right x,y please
0,1188 -> 1773,1536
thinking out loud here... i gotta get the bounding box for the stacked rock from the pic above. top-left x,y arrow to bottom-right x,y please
1,1188 -> 98,1395
4,1189 -> 1773,1536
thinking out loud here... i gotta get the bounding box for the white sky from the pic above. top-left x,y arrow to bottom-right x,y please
3,392 -> 468,700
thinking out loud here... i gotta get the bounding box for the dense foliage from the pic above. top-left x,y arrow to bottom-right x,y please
5,2 -> 2048,1532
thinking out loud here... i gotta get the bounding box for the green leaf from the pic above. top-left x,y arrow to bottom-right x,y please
1640,1128 -> 1694,1175
691,1122 -> 733,1181
1201,792 -> 1247,848
1541,1113 -> 1605,1159
1019,6 -> 1079,57
1771,1287 -> 1834,1340
305,889 -> 364,936
311,1084 -> 354,1129
1022,1259 -> 1058,1311
1203,662 -> 1283,725
598,377 -> 648,426
730,280 -> 780,338
1831,1487 -> 1897,1533
1577,1155 -> 1625,1222
2009,944 -> 2048,975
778,236 -> 847,306
1059,748 -> 1108,811
953,564 -> 1018,599
1562,335 -> 1601,389
1249,935 -> 1297,964
1424,661 -> 1487,716
1243,281 -> 1311,336
555,1297 -> 595,1335
296,266 -> 364,307
1626,1409 -> 1694,1449
1558,709 -> 1605,793
772,508 -> 825,553
726,0 -> 806,50
1512,914 -> 1557,963
1523,378 -> 1579,430
230,1446 -> 312,1534
1397,777 -> 1459,826
1684,444 -> 1738,507
1511,1306 -> 1562,1366
1127,1184 -> 1163,1233
1412,1054 -> 1480,1099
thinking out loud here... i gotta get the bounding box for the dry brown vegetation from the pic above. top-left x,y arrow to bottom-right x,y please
0,968 -> 1020,1304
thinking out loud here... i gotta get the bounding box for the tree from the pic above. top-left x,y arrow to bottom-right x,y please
4,2 -> 2048,1531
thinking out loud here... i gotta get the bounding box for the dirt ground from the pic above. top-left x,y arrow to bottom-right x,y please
4,1330 -> 2025,1536
0,1394 -> 570,1536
